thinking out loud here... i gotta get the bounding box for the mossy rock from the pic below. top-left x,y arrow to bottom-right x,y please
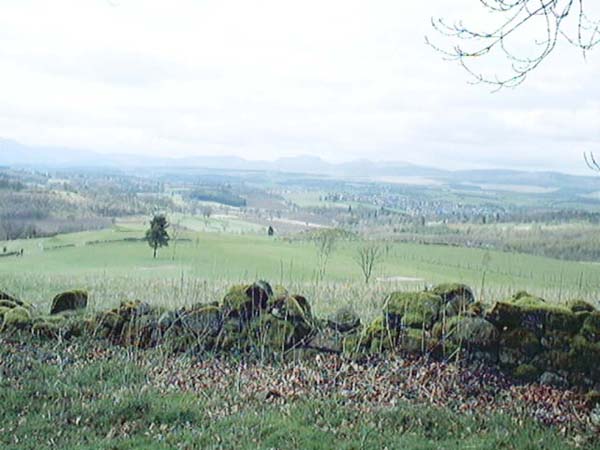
500,328 -> 541,354
271,284 -> 289,300
513,364 -> 541,382
511,291 -> 535,302
531,350 -> 572,372
581,312 -> 600,342
357,316 -> 399,354
431,283 -> 475,316
222,281 -> 272,320
326,307 -> 361,333
568,335 -> 600,374
50,290 -> 88,315
540,330 -> 573,352
486,300 -> 580,334
31,311 -> 89,339
566,299 -> 596,313
2,306 -> 32,330
248,314 -> 304,350
270,295 -> 313,326
0,290 -> 23,306
0,299 -> 19,309
179,305 -> 223,337
0,306 -> 13,321
385,291 -> 443,330
433,316 -> 499,349
586,391 -> 600,408
397,328 -> 434,354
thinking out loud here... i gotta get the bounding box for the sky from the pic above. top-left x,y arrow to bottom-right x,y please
0,0 -> 599,173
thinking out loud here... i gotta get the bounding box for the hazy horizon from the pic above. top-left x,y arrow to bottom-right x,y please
0,1 -> 599,173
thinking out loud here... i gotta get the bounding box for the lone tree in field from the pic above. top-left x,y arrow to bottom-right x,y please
145,214 -> 170,259
428,1 -> 600,89
355,244 -> 383,284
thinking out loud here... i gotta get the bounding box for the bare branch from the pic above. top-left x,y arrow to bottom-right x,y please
428,0 -> 600,89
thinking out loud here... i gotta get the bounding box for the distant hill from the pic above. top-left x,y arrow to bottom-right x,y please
1,137 -> 599,193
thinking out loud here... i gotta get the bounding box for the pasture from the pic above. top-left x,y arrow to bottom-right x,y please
2,218 -> 599,320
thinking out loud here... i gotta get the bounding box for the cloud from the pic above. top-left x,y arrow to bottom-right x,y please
0,0 -> 598,173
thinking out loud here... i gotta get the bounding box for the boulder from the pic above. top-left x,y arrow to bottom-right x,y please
326,307 -> 361,333
581,312 -> 600,342
50,290 -> 88,315
179,305 -> 223,337
566,299 -> 596,313
0,290 -> 23,306
385,291 -> 443,330
513,364 -> 541,382
539,371 -> 568,389
2,306 -> 32,330
433,316 -> 499,349
431,283 -> 475,316
486,297 -> 581,335
222,281 -> 272,320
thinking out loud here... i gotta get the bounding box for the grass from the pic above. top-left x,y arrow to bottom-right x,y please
2,221 -> 600,318
0,337 -> 592,450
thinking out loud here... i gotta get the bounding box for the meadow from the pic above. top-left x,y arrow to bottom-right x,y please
2,217 -> 599,321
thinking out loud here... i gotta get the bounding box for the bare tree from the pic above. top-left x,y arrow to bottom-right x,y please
201,205 -> 213,226
428,1 -> 600,89
313,229 -> 337,282
355,244 -> 383,284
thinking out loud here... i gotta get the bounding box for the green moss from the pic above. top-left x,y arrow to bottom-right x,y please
585,391 -> 600,408
0,306 -> 12,320
50,290 -> 88,315
222,281 -> 272,320
486,299 -> 580,333
179,306 -> 223,337
431,283 -> 475,316
531,350 -> 572,372
0,299 -> 18,309
270,295 -> 313,329
568,335 -> 600,373
385,291 -> 443,330
581,312 -> 600,342
2,306 -> 32,330
513,364 -> 541,382
434,316 -> 499,348
566,299 -> 596,313
248,314 -> 298,350
498,329 -> 541,366
358,316 -> 398,354
327,307 -> 361,333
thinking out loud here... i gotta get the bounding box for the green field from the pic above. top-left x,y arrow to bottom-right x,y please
2,220 -> 599,319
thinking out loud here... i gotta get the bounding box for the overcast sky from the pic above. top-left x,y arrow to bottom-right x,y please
0,0 -> 599,172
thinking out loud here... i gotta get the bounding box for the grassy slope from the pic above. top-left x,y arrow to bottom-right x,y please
0,339 -> 587,450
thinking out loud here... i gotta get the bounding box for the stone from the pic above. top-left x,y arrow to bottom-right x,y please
50,290 -> 88,315
385,291 -> 443,330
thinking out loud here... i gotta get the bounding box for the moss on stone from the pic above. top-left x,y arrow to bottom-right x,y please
566,299 -> 596,313
531,350 -> 572,372
486,299 -> 580,334
326,307 -> 361,333
581,312 -> 600,342
431,283 -> 475,316
500,328 -> 540,353
0,299 -> 18,309
2,306 -> 32,330
385,291 -> 443,330
50,290 -> 88,315
222,281 -> 272,320
513,364 -> 541,382
434,316 -> 499,349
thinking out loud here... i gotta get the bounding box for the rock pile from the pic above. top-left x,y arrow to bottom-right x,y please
1,282 -> 599,392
